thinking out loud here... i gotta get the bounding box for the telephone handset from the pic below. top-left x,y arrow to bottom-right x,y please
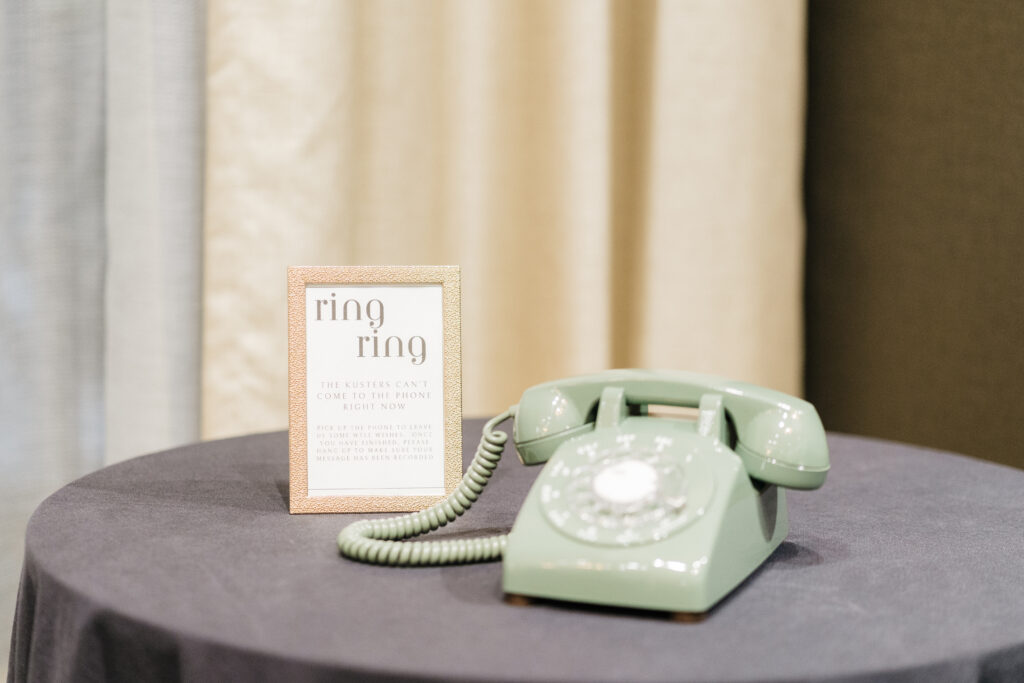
339,369 -> 830,613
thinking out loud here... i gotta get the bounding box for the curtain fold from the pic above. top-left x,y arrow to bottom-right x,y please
104,0 -> 205,464
202,0 -> 806,437
1,2 -> 205,675
1,3 -> 107,676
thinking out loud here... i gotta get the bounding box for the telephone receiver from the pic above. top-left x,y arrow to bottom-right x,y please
339,369 -> 830,615
513,369 -> 829,489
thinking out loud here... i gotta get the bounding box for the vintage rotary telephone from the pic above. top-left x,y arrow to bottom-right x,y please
338,369 -> 829,613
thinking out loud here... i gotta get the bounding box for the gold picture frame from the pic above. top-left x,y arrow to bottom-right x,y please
287,265 -> 462,514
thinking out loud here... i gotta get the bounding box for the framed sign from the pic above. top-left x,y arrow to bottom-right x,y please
288,266 -> 462,514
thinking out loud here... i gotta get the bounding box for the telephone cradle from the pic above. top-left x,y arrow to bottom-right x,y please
338,369 -> 830,615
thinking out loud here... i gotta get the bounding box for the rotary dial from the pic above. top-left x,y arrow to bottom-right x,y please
538,434 -> 715,547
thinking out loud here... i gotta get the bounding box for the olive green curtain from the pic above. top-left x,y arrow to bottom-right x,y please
805,0 -> 1024,468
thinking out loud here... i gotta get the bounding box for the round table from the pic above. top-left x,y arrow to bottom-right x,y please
9,423 -> 1024,682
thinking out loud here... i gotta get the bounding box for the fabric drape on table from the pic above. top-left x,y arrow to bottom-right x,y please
202,0 -> 806,437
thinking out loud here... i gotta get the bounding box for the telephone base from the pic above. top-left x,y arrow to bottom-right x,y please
501,383 -> 811,615
502,419 -> 789,614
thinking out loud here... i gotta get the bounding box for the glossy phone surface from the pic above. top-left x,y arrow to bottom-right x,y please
503,370 -> 829,613
338,368 -> 829,614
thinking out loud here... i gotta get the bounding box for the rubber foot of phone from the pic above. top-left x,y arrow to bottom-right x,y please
670,611 -> 707,623
504,594 -> 533,607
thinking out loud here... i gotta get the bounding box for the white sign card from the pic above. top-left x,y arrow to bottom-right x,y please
288,266 -> 462,514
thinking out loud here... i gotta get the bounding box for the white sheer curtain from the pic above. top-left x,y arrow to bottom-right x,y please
104,0 -> 205,465
0,1 -> 205,673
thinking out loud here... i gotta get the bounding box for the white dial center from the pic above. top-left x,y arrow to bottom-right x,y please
592,459 -> 659,505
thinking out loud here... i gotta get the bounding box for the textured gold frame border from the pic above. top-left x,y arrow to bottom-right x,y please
287,265 -> 462,514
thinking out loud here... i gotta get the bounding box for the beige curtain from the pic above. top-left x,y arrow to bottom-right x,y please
203,0 -> 805,438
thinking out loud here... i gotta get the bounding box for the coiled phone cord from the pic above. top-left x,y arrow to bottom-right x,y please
337,407 -> 515,566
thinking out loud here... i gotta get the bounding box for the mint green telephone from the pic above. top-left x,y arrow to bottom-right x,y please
338,369 -> 829,614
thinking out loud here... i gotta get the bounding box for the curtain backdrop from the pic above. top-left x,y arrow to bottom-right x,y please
2,2 -> 804,675
203,0 -> 806,438
1,5 -> 106,675
105,0 -> 205,465
1,9 -> 107,654
0,1 -> 204,674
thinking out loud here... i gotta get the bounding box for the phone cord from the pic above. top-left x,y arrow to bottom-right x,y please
337,407 -> 515,566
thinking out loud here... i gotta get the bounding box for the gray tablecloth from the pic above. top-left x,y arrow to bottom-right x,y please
8,422 -> 1024,682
